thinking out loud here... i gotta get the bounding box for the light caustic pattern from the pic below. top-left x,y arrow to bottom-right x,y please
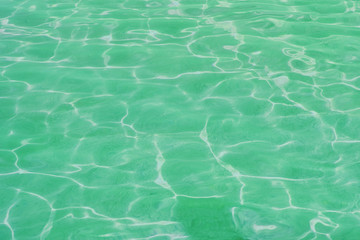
1,0 -> 360,239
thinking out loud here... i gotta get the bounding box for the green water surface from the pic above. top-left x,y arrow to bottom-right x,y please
1,0 -> 360,239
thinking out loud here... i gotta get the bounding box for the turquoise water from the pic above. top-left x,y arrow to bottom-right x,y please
1,0 -> 360,239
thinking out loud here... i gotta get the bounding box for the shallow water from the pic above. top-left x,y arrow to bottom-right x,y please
1,0 -> 360,239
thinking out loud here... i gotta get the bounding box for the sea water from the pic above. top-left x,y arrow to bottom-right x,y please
1,0 -> 360,239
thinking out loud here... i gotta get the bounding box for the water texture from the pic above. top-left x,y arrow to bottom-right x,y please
1,0 -> 360,239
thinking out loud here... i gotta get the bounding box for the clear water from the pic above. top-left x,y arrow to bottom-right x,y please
1,0 -> 360,239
